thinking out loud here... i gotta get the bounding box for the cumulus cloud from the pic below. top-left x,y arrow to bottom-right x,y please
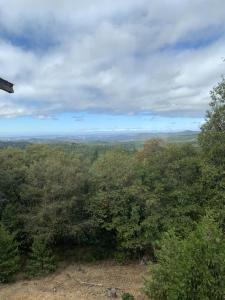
0,0 -> 225,118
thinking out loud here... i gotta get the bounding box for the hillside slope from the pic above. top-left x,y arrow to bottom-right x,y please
0,261 -> 147,300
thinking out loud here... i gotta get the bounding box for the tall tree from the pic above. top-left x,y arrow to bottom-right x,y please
198,77 -> 225,228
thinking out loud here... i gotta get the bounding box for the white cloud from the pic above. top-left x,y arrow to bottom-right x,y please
0,0 -> 225,118
0,98 -> 28,118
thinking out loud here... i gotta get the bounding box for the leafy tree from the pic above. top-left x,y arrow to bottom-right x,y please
0,147 -> 27,202
145,214 -> 225,300
21,149 -> 89,245
199,77 -> 225,165
26,237 -> 56,277
135,139 -> 165,162
140,143 -> 202,239
198,77 -> 225,228
0,224 -> 20,282
89,150 -> 149,253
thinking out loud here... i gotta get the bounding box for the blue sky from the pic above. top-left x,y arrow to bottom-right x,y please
0,0 -> 224,136
0,113 -> 203,137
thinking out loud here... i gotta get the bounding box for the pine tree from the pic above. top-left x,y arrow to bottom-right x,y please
0,224 -> 20,282
26,237 -> 56,277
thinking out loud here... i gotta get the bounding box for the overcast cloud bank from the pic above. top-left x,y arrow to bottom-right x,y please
0,0 -> 225,118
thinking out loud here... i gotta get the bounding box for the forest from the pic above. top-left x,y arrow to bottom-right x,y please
1,78 -> 225,299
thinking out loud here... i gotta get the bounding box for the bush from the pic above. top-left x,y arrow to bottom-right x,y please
144,214 -> 225,300
26,237 -> 56,277
0,224 -> 20,282
113,251 -> 127,265
122,292 -> 135,300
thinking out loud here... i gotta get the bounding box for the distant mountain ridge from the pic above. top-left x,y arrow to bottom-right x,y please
0,130 -> 199,145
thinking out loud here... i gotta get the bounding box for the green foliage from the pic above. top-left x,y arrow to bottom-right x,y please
0,147 -> 27,201
199,77 -> 225,165
56,245 -> 113,263
26,237 -> 56,277
140,143 -> 202,240
89,150 -> 150,252
0,137 -> 206,261
122,292 -> 135,300
144,214 -> 225,300
1,203 -> 31,254
198,78 -> 225,229
0,224 -> 20,282
113,250 -> 128,265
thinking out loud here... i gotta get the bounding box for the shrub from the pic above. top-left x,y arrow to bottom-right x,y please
113,251 -> 127,265
144,214 -> 225,300
26,237 -> 56,277
0,224 -> 20,282
122,292 -> 135,300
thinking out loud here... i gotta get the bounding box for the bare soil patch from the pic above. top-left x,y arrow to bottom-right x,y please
0,261 -> 147,300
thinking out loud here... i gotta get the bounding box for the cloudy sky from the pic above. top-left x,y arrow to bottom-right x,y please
0,0 -> 225,136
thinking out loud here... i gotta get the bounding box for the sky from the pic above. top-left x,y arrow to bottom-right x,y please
0,0 -> 225,136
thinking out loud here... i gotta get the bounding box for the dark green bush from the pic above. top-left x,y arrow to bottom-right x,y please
113,251 -> 127,265
122,292 -> 135,300
0,224 -> 20,282
26,237 -> 56,277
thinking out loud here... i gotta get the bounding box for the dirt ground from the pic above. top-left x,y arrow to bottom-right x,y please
0,261 -> 148,300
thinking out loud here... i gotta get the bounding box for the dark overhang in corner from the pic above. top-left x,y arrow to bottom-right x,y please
0,78 -> 14,93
